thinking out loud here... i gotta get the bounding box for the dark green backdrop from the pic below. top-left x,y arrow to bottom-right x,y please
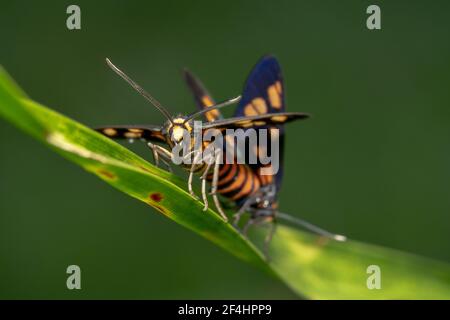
1,0 -> 449,299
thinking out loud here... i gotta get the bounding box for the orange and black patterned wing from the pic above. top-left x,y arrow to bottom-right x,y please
95,124 -> 165,142
183,69 -> 223,122
235,56 -> 285,117
201,112 -> 308,130
233,56 -> 289,189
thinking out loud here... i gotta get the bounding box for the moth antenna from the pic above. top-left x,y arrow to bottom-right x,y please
106,58 -> 173,124
184,95 -> 241,123
276,212 -> 347,242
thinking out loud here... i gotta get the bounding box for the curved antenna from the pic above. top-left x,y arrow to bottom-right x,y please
277,212 -> 347,242
106,58 -> 173,124
183,95 -> 241,123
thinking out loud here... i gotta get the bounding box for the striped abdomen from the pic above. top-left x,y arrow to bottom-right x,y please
206,163 -> 262,204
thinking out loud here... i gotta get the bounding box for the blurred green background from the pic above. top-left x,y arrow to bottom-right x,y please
1,0 -> 449,299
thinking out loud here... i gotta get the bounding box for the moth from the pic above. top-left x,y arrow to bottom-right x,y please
96,57 -> 345,253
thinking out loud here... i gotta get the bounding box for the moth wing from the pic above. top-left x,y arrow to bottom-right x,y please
183,69 -> 223,122
95,124 -> 165,142
233,56 -> 287,189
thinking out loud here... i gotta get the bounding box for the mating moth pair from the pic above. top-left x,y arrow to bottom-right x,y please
97,56 -> 345,255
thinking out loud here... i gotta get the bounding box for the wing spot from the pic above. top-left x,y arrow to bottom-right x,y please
244,103 -> 258,116
202,95 -> 220,121
244,98 -> 268,116
267,84 -> 282,109
236,120 -> 253,128
206,109 -> 220,120
275,81 -> 282,94
252,98 -> 268,114
271,115 -> 288,122
103,128 -> 117,136
201,95 -> 214,107
124,131 -> 141,138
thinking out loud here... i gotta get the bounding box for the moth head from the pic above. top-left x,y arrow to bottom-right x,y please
165,116 -> 193,147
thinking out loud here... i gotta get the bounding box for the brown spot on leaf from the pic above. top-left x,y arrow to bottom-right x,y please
97,169 -> 116,180
146,202 -> 170,217
149,192 -> 163,202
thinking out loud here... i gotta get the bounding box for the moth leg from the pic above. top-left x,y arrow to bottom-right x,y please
263,219 -> 276,260
233,197 -> 254,227
233,191 -> 262,227
181,149 -> 198,163
201,161 -> 213,212
210,150 -> 228,222
147,142 -> 160,166
187,151 -> 202,199
234,184 -> 276,227
153,144 -> 173,172
147,142 -> 173,172
188,167 -> 196,197
242,215 -> 265,236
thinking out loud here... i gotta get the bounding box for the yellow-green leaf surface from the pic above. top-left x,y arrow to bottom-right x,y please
1,66 -> 449,299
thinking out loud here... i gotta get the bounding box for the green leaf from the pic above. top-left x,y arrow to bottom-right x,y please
1,66 -> 449,299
